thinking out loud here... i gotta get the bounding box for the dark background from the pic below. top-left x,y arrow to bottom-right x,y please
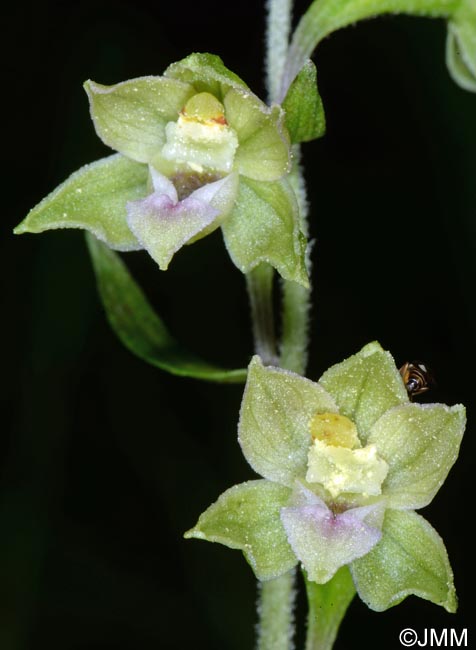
2,1 -> 475,648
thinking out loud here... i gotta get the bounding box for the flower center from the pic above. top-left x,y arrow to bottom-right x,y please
306,412 -> 389,499
161,92 -> 239,174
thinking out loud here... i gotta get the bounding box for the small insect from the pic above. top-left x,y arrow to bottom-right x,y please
399,361 -> 434,400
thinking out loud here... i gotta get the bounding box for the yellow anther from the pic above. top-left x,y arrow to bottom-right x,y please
309,412 -> 360,449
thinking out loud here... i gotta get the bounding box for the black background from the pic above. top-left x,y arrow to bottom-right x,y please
2,1 -> 476,648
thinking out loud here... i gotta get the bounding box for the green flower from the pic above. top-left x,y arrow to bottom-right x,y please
15,53 -> 308,285
186,342 -> 465,612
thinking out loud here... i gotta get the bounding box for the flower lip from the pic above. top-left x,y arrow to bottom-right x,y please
280,484 -> 385,584
306,410 -> 389,500
126,169 -> 238,269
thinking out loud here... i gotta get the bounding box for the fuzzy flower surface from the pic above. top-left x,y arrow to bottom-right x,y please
186,342 -> 465,612
15,53 -> 307,285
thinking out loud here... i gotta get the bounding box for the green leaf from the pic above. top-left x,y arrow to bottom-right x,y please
446,0 -> 476,92
84,77 -> 195,163
304,567 -> 356,650
281,0 -> 460,99
282,60 -> 326,143
86,233 -> 247,383
319,342 -> 409,444
351,509 -> 457,612
185,480 -> 297,581
222,176 -> 309,287
14,154 -> 147,250
164,52 -> 249,101
238,356 -> 337,486
368,403 -> 465,509
224,90 -> 291,181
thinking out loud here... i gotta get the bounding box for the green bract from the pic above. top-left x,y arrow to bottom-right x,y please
186,342 -> 465,612
14,53 -> 308,286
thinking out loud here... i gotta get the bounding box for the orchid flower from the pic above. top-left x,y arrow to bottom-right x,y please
15,53 -> 309,286
186,342 -> 465,612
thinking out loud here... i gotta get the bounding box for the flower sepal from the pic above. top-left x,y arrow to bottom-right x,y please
351,509 -> 457,613
446,0 -> 476,92
184,479 -> 297,581
14,154 -> 148,249
222,177 -> 309,286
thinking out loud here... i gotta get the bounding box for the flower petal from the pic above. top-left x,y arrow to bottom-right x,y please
84,77 -> 195,164
223,89 -> 291,181
351,509 -> 457,612
319,342 -> 409,443
127,173 -> 237,269
281,485 -> 384,584
239,357 -> 337,487
149,167 -> 178,201
368,403 -> 465,510
185,480 -> 297,581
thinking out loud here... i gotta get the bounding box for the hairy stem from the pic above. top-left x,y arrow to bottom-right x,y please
266,0 -> 294,103
252,3 -> 300,649
280,147 -> 312,377
257,572 -> 297,650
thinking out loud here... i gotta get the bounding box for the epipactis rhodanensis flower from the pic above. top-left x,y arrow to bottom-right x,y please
186,342 -> 465,612
14,53 -> 308,286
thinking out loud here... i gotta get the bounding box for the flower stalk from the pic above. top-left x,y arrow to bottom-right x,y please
246,265 -> 279,367
257,572 -> 296,650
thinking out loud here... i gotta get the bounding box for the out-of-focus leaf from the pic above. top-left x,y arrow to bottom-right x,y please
86,233 -> 247,383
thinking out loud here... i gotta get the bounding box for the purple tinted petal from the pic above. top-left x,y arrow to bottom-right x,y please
126,191 -> 219,270
149,167 -> 178,202
280,484 -> 384,583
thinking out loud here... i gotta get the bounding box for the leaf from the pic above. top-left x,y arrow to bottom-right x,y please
185,480 -> 297,581
222,176 -> 309,287
446,0 -> 476,92
86,233 -> 247,383
368,403 -> 465,509
14,154 -> 148,250
238,356 -> 337,487
84,77 -> 195,163
319,342 -> 409,444
280,0 -> 461,99
304,567 -> 356,650
282,60 -> 326,143
351,509 -> 457,612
